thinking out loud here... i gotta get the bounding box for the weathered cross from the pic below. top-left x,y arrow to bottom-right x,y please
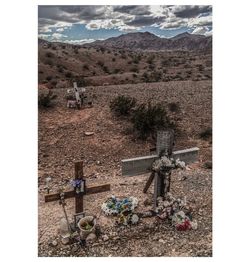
45,161 -> 110,214
121,130 -> 199,209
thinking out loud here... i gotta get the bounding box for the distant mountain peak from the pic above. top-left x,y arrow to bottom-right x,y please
83,31 -> 212,52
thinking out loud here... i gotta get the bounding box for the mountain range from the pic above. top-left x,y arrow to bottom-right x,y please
85,31 -> 212,52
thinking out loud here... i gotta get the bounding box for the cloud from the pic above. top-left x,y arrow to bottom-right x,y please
51,33 -> 67,39
38,5 -> 213,41
113,5 -> 151,15
188,15 -> 212,27
38,34 -> 50,40
60,38 -> 97,45
86,19 -> 138,32
170,5 -> 212,18
159,16 -> 188,29
191,26 -> 212,36
126,15 -> 166,27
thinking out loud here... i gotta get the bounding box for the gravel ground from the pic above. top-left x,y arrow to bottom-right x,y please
38,80 -> 212,257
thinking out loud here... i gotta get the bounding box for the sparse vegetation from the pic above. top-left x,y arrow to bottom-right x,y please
38,90 -> 57,108
110,95 -> 137,116
199,128 -> 212,140
168,102 -> 180,113
131,102 -> 169,139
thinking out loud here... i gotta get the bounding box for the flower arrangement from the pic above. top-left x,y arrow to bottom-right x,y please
70,179 -> 85,194
101,195 -> 138,216
152,156 -> 185,173
156,193 -> 197,231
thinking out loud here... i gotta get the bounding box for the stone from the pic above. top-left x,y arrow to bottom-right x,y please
85,132 -> 94,136
86,233 -> 97,244
60,218 -> 71,238
131,214 -> 139,224
61,236 -> 70,245
102,234 -> 109,242
159,239 -> 166,244
51,240 -> 58,247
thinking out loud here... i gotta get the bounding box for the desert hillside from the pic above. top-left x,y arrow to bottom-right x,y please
38,32 -> 212,88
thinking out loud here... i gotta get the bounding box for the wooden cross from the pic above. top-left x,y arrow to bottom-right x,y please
45,161 -> 110,214
121,130 -> 199,209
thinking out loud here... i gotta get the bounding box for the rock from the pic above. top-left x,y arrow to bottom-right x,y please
102,234 -> 109,242
60,218 -> 71,238
61,236 -> 70,245
131,214 -> 139,225
159,239 -> 166,244
50,240 -> 58,247
86,233 -> 97,244
85,132 -> 94,136
179,175 -> 187,181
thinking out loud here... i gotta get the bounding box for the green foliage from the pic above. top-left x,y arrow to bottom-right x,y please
110,95 -> 137,116
131,102 -> 169,139
38,90 -> 57,108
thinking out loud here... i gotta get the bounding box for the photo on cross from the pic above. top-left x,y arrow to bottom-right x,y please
38,4 -> 212,257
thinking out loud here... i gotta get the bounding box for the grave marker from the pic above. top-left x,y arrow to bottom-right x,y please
121,130 -> 199,209
45,161 -> 110,214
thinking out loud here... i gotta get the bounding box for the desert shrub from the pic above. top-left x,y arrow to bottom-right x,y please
130,66 -> 139,73
147,55 -> 155,64
100,47 -> 105,54
131,102 -> 169,139
97,60 -> 104,67
57,66 -> 64,73
199,128 -> 212,139
38,90 -> 57,108
132,55 -> 141,64
132,73 -> 138,78
103,66 -> 109,74
46,75 -> 52,81
45,59 -> 54,66
65,71 -> 72,78
82,64 -> 89,70
113,68 -> 120,74
51,80 -> 57,87
112,57 -> 116,62
161,59 -> 169,67
46,51 -> 54,58
168,102 -> 180,113
110,95 -> 137,116
121,54 -> 127,59
148,63 -> 155,70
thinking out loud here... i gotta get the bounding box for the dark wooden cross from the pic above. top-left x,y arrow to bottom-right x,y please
121,130 -> 199,209
45,161 -> 110,214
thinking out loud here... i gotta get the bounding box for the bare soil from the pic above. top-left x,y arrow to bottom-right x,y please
38,80 -> 212,257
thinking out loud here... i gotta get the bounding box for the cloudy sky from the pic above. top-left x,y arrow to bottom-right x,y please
38,5 -> 212,44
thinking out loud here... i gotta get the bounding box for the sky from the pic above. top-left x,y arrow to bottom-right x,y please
38,5 -> 212,44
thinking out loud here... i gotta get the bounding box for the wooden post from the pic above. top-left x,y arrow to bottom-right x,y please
44,161 -> 110,215
74,161 -> 84,213
143,172 -> 155,193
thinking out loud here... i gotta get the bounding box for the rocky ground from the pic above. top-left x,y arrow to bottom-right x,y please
38,80 -> 212,257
